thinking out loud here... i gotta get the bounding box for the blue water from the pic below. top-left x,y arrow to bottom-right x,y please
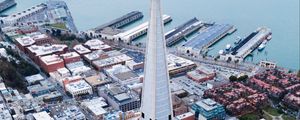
2,0 -> 299,70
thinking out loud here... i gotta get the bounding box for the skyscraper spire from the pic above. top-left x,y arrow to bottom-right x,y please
140,0 -> 173,119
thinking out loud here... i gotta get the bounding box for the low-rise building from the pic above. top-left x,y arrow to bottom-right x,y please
98,84 -> 140,112
60,52 -> 81,64
175,112 -> 195,120
53,106 -> 86,120
104,65 -> 141,85
84,74 -> 110,91
92,54 -> 132,70
27,44 -> 67,64
83,50 -> 108,63
81,97 -> 108,119
84,39 -> 112,51
65,80 -> 93,97
25,74 -> 44,85
73,44 -> 91,56
32,111 -> 53,120
191,99 -> 226,120
167,54 -> 196,76
187,66 -> 216,83
39,54 -> 65,73
125,60 -> 144,71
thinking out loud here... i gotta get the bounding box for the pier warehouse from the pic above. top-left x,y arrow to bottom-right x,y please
112,14 -> 172,43
221,27 -> 272,62
91,11 -> 143,37
178,24 -> 235,57
165,17 -> 203,47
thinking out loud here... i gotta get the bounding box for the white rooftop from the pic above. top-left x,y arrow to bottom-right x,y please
105,64 -> 131,75
40,54 -> 64,65
27,44 -> 67,56
167,54 -> 195,71
32,111 -> 53,120
25,74 -> 44,83
0,83 -> 7,91
61,52 -> 80,59
84,39 -> 111,50
65,80 -> 92,93
195,98 -> 219,111
73,44 -> 91,55
15,36 -> 35,46
93,54 -> 132,68
81,97 -> 108,116
83,50 -> 105,61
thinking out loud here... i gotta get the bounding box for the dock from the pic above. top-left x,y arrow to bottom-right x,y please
115,15 -> 172,43
94,11 -> 143,33
165,18 -> 202,47
0,0 -> 16,13
231,27 -> 272,59
179,23 -> 236,56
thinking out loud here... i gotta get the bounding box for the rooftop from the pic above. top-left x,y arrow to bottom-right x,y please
61,52 -> 80,59
65,80 -> 92,93
73,44 -> 91,55
84,75 -> 108,86
27,44 -> 67,56
195,98 -> 220,111
40,54 -> 64,65
93,54 -> 132,68
81,97 -> 108,116
182,24 -> 233,50
83,50 -> 106,61
15,36 -> 35,46
25,74 -> 44,84
32,111 -> 53,120
167,54 -> 195,71
84,39 -> 111,50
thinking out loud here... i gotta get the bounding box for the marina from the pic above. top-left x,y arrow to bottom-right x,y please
0,0 -> 16,13
165,18 -> 202,47
93,11 -> 143,33
178,23 -> 236,57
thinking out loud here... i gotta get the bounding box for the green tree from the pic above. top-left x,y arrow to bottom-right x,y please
238,75 -> 249,82
229,75 -> 238,82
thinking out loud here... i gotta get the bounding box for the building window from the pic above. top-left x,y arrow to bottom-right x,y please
169,115 -> 171,120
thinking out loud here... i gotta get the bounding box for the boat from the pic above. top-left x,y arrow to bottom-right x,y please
234,36 -> 242,44
267,35 -> 272,40
258,40 -> 267,51
225,44 -> 231,51
219,50 -> 224,55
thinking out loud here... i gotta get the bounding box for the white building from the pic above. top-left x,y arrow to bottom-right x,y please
84,39 -> 111,51
65,80 -> 92,97
81,97 -> 108,119
32,111 -> 53,120
104,64 -> 141,85
73,44 -> 91,55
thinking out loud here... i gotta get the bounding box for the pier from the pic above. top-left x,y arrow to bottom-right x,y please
231,27 -> 272,59
0,0 -> 16,13
179,23 -> 236,56
165,17 -> 202,47
93,11 -> 143,33
115,15 -> 172,43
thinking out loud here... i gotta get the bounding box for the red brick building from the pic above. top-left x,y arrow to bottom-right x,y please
60,52 -> 81,64
39,54 -> 65,73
